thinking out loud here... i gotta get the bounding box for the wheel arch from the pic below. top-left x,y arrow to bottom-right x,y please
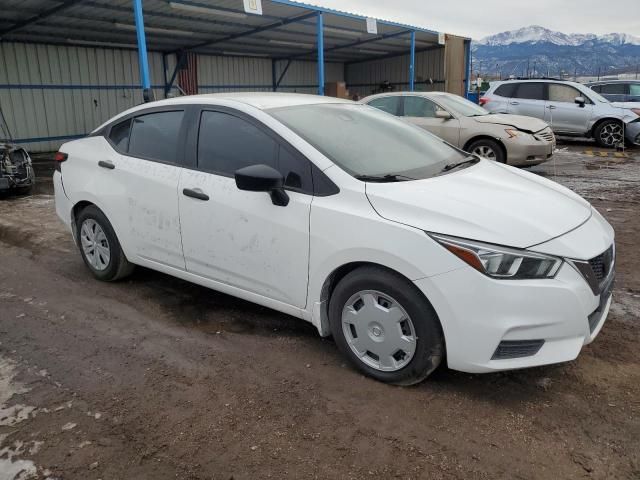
463,135 -> 507,161
588,117 -> 623,138
316,261 -> 445,345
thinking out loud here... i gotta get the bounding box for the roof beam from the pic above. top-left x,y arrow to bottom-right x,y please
184,11 -> 318,52
0,0 -> 86,38
279,29 -> 412,60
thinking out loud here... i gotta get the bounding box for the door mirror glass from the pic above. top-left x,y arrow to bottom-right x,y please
436,110 -> 452,120
235,164 -> 289,206
575,96 -> 586,106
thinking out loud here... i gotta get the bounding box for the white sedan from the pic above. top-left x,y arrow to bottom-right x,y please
53,93 -> 615,385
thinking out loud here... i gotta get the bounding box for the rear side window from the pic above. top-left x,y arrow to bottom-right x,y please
108,118 -> 131,151
494,83 -> 517,97
599,83 -> 627,95
197,111 -> 312,192
367,96 -> 401,115
514,83 -> 545,100
128,111 -> 184,163
630,84 -> 640,96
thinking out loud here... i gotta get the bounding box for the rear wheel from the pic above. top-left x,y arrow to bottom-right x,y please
76,205 -> 134,281
467,139 -> 506,163
594,120 -> 624,148
329,266 -> 444,385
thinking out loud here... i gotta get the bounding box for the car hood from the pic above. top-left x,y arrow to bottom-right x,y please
365,160 -> 591,249
471,113 -> 549,133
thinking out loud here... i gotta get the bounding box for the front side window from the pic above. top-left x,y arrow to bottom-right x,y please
268,104 -> 466,180
514,83 -> 545,100
128,111 -> 184,163
548,84 -> 584,103
367,96 -> 401,116
403,97 -> 438,118
197,111 -> 312,191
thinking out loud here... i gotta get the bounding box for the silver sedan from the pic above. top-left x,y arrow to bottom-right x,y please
361,91 -> 555,167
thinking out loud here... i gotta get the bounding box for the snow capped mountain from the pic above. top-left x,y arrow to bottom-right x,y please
472,26 -> 640,77
476,26 -> 640,47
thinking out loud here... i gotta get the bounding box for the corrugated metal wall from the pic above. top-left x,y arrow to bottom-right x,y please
345,47 -> 446,98
197,55 -> 344,95
0,42 -> 167,152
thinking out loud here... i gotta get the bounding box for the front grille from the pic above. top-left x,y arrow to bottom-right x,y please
535,128 -> 555,142
492,340 -> 545,360
570,244 -> 615,295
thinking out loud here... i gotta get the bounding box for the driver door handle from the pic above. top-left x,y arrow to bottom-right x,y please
98,160 -> 115,170
183,188 -> 209,201
548,105 -> 557,110
509,101 -> 520,105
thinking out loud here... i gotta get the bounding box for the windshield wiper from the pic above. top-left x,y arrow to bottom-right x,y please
354,174 -> 416,182
439,156 -> 480,174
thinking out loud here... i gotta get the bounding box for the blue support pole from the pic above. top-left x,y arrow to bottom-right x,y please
409,30 -> 416,91
132,0 -> 153,102
464,39 -> 472,99
317,12 -> 324,96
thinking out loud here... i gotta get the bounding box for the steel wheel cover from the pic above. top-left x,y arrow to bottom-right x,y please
80,219 -> 111,271
341,290 -> 417,372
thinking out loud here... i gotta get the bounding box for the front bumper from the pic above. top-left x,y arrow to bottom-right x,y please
503,131 -> 555,167
624,120 -> 640,146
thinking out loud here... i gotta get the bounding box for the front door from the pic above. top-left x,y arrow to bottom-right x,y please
545,83 -> 593,135
402,96 -> 461,146
178,108 -> 312,308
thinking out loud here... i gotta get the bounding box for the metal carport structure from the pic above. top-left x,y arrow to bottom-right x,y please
0,0 -> 472,151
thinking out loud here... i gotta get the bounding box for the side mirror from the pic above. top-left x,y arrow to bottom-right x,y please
235,164 -> 289,207
575,96 -> 586,107
436,110 -> 452,120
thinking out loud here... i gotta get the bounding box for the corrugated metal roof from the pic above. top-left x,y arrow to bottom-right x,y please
0,0 -> 462,62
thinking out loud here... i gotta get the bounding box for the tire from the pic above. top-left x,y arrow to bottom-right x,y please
594,120 -> 624,148
467,139 -> 506,163
328,266 -> 444,386
76,205 -> 134,282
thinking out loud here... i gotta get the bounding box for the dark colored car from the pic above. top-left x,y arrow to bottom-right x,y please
1,143 -> 35,195
586,80 -> 640,103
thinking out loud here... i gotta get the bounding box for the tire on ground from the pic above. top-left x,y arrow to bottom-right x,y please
593,119 -> 623,148
328,265 -> 444,386
467,138 -> 506,163
76,205 -> 134,282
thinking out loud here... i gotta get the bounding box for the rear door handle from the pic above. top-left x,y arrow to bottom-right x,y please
548,105 -> 557,110
509,101 -> 520,105
182,188 -> 209,201
98,160 -> 115,170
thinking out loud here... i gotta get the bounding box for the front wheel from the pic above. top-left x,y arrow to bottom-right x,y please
467,139 -> 506,163
76,205 -> 134,281
594,120 -> 624,148
329,266 -> 444,385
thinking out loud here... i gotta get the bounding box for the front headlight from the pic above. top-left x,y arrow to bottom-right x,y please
430,234 -> 563,279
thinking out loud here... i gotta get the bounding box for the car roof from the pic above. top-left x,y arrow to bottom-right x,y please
585,80 -> 640,85
362,91 -> 456,101
138,92 -> 353,111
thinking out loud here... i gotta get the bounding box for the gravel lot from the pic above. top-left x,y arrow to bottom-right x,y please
1,143 -> 639,480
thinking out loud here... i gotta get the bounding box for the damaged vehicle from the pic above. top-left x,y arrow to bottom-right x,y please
1,143 -> 35,195
362,91 -> 555,166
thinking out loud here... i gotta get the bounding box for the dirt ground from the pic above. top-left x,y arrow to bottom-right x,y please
1,142 -> 639,480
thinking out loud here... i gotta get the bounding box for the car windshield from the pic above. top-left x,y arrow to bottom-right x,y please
433,94 -> 489,117
268,103 -> 467,180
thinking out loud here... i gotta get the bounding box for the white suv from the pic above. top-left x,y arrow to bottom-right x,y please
54,93 -> 615,385
482,79 -> 640,147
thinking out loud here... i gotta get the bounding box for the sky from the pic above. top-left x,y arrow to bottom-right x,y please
307,0 -> 640,40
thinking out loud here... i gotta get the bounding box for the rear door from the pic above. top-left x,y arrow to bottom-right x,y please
178,107 -> 312,308
103,108 -> 187,269
545,83 -> 593,135
401,96 -> 461,146
509,82 -> 547,119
